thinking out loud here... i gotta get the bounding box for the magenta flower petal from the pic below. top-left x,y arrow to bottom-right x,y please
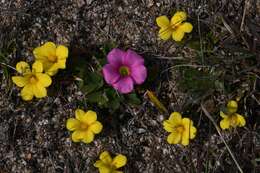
130,65 -> 147,84
124,49 -> 144,66
112,77 -> 134,94
102,64 -> 120,84
107,48 -> 126,67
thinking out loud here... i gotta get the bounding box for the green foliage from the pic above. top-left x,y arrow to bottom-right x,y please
125,93 -> 141,105
79,72 -> 104,94
180,67 -> 215,93
178,67 -> 223,103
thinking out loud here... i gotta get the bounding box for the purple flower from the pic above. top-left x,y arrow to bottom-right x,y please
102,48 -> 147,94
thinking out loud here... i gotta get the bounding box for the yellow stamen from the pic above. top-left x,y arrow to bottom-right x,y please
48,55 -> 58,62
80,123 -> 88,130
29,76 -> 38,84
229,115 -> 238,127
119,66 -> 130,76
176,125 -> 184,133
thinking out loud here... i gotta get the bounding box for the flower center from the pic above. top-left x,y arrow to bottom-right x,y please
48,55 -> 58,63
171,22 -> 182,30
80,123 -> 88,130
229,115 -> 238,127
29,75 -> 38,84
119,66 -> 130,76
176,125 -> 184,133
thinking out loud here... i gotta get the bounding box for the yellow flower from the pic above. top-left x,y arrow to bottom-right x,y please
94,151 -> 127,173
156,11 -> 193,41
220,100 -> 246,130
33,42 -> 69,76
12,61 -> 52,101
163,112 -> 197,146
66,109 -> 103,143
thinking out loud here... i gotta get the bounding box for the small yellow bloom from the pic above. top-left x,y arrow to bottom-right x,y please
156,11 -> 193,41
220,100 -> 246,130
94,151 -> 127,173
33,42 -> 69,76
12,61 -> 52,101
66,109 -> 103,143
163,112 -> 197,146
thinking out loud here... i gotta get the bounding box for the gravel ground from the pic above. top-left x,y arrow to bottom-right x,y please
0,0 -> 260,173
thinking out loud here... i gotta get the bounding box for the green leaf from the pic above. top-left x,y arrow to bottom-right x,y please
86,91 -> 108,106
109,99 -> 121,111
125,93 -> 141,105
81,72 -> 104,94
179,67 -> 215,99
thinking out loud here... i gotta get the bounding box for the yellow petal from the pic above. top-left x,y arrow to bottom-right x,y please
181,133 -> 190,146
159,27 -> 172,40
179,22 -> 193,33
56,45 -> 68,59
35,73 -> 52,87
84,110 -> 97,124
16,61 -> 30,74
167,131 -> 181,144
21,84 -> 34,101
227,100 -> 238,114
99,151 -> 112,164
75,109 -> 86,120
12,76 -> 28,87
97,167 -> 111,173
76,110 -> 97,125
66,118 -> 80,131
156,16 -> 170,28
94,161 -> 112,173
172,29 -> 185,41
94,160 -> 104,168
40,60 -> 54,72
33,42 -> 56,61
112,154 -> 127,168
236,113 -> 246,127
182,118 -> 192,127
46,64 -> 59,76
32,61 -> 43,73
89,121 -> 103,134
220,118 -> 230,130
163,120 -> 174,132
81,131 -> 94,143
56,59 -> 66,69
32,84 -> 47,98
114,171 -> 123,173
171,11 -> 187,26
169,112 -> 182,125
220,111 -> 227,118
182,118 -> 193,144
71,130 -> 85,142
189,126 -> 197,139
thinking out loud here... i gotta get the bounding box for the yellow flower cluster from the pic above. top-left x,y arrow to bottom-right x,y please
66,109 -> 127,173
12,42 -> 69,101
161,100 -> 246,146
